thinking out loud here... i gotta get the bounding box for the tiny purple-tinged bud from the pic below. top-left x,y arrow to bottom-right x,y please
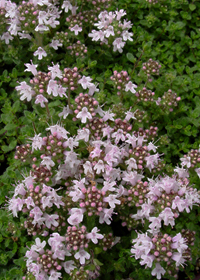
167,252 -> 172,257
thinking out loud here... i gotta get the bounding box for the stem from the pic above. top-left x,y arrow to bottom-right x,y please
68,89 -> 71,109
34,32 -> 43,47
130,49 -> 144,76
45,103 -> 51,119
32,121 -> 38,134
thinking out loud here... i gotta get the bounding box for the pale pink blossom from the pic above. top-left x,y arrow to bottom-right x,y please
1,32 -> 13,44
50,39 -> 63,50
48,63 -> 63,79
86,227 -> 104,244
76,107 -> 92,123
151,263 -> 166,279
34,47 -> 47,60
74,249 -> 90,265
103,194 -> 121,208
70,24 -> 82,35
125,81 -> 137,93
24,61 -> 38,76
67,208 -> 85,225
41,156 -> 55,170
29,133 -> 45,151
63,260 -> 76,274
31,238 -> 46,254
113,37 -> 125,53
78,76 -> 93,89
35,94 -> 48,107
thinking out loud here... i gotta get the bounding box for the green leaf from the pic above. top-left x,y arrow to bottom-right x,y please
13,257 -> 26,267
93,258 -> 103,266
12,100 -> 20,113
126,53 -> 136,63
5,238 -> 10,247
4,123 -> 17,131
88,60 -> 97,68
94,247 -> 102,254
2,140 -> 17,152
11,68 -> 18,79
189,3 -> 196,11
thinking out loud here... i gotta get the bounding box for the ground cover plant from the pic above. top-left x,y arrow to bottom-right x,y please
0,0 -> 200,279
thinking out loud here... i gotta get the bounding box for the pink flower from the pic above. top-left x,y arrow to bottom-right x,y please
74,249 -> 90,265
63,260 -> 76,273
41,156 -> 55,170
115,9 -> 126,20
172,196 -> 186,212
125,81 -> 137,93
86,227 -> 104,244
78,76 -> 93,89
172,252 -> 186,267
35,94 -> 48,107
125,110 -> 136,121
113,37 -> 125,53
99,208 -> 114,225
16,81 -> 35,101
13,183 -> 26,197
33,47 -> 47,60
171,233 -> 188,254
76,107 -> 92,123
112,129 -> 126,144
29,133 -> 45,151
122,30 -> 133,41
24,61 -> 38,76
50,39 -> 63,50
76,128 -> 90,142
8,197 -> 24,217
159,207 -> 175,227
103,194 -> 121,208
104,25 -> 115,37
46,124 -> 69,139
145,154 -> 160,171
48,63 -> 63,79
43,213 -> 59,228
122,171 -> 144,186
140,254 -> 155,268
31,237 -> 46,254
94,160 -> 105,174
88,30 -> 105,41
58,105 -> 73,119
1,32 -> 13,44
70,24 -> 82,35
62,0 -> 72,12
148,217 -> 162,234
49,271 -> 62,280
180,156 -> 191,168
151,263 -> 166,279
67,208 -> 85,225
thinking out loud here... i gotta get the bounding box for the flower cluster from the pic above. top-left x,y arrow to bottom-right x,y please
110,70 -> 137,95
131,232 -> 190,279
141,58 -> 161,82
4,1 -> 200,280
9,75 -> 200,278
156,89 -> 181,112
67,41 -> 88,58
88,9 -> 133,52
135,87 -> 155,102
15,63 -> 99,106
180,148 -> 200,178
0,0 -> 61,43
